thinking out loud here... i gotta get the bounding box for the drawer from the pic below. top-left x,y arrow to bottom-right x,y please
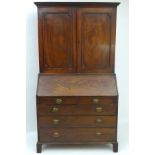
39,128 -> 116,142
78,97 -> 114,105
38,116 -> 116,127
37,104 -> 116,115
37,97 -> 76,105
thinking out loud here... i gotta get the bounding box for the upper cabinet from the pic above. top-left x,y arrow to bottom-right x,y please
35,2 -> 119,73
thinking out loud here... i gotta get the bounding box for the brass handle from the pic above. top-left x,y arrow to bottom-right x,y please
93,98 -> 100,104
53,119 -> 59,124
96,118 -> 103,123
51,107 -> 59,112
96,107 -> 103,113
52,132 -> 60,138
56,98 -> 62,104
96,132 -> 102,136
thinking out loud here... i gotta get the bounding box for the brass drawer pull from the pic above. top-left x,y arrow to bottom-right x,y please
53,119 -> 59,124
96,132 -> 102,137
52,132 -> 60,138
51,107 -> 59,112
56,98 -> 62,104
96,118 -> 103,123
93,98 -> 100,104
96,107 -> 103,112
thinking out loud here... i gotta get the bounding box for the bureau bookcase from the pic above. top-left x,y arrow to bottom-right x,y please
34,2 -> 120,153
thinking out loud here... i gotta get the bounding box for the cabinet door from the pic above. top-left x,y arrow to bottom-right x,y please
77,7 -> 116,73
38,7 -> 76,73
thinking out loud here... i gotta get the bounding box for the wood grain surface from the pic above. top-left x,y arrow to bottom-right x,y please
37,74 -> 118,96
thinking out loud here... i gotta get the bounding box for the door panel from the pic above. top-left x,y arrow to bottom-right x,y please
77,8 -> 116,73
38,8 -> 76,73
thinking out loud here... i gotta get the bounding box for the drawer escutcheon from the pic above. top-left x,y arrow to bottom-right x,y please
56,98 -> 63,104
93,98 -> 100,104
51,107 -> 59,112
52,119 -> 59,124
96,132 -> 102,137
96,107 -> 103,113
52,132 -> 60,138
96,118 -> 103,123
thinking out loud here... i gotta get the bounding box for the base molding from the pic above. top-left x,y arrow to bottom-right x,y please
36,141 -> 119,153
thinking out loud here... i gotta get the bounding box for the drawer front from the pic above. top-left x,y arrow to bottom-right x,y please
37,97 -> 114,105
78,97 -> 114,105
37,97 -> 76,105
38,116 -> 116,127
37,104 -> 116,115
39,128 -> 116,142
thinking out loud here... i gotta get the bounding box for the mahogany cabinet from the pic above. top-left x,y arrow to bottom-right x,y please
34,2 -> 120,153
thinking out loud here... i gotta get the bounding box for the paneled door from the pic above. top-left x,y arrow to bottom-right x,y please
77,7 -> 117,73
38,7 -> 76,73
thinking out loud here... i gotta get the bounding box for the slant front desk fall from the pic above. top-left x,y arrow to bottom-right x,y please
34,2 -> 120,153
